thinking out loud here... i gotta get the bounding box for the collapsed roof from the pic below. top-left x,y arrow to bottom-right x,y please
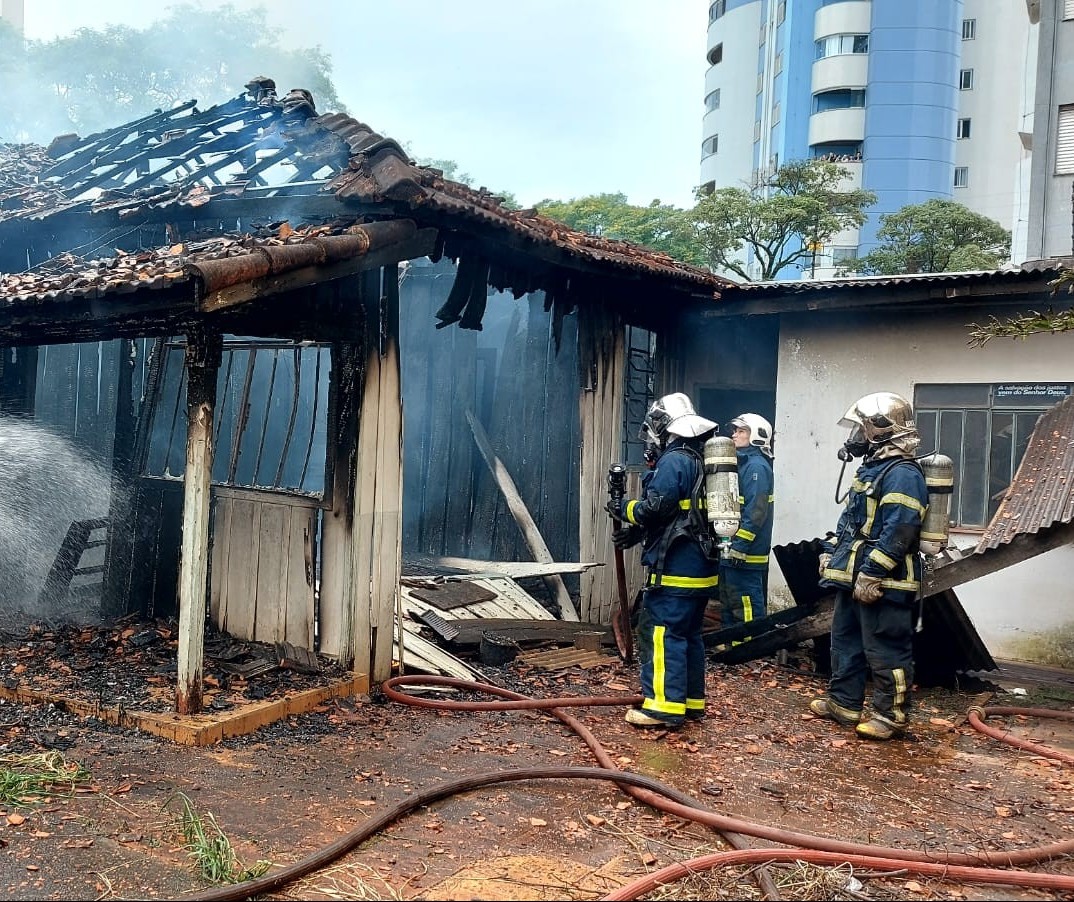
0,79 -> 729,329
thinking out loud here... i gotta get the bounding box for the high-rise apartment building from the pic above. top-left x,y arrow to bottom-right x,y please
701,0 -> 1074,278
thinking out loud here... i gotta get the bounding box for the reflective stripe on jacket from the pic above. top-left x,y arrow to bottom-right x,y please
727,446 -> 773,569
618,439 -> 718,595
820,455 -> 928,605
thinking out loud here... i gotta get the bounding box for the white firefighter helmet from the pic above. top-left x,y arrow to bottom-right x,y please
640,392 -> 717,449
839,392 -> 918,446
729,413 -> 774,458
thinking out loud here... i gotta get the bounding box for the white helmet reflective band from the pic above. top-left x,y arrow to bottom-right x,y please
730,412 -> 774,457
641,392 -> 717,447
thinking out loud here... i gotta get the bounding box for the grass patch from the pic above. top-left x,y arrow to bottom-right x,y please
0,751 -> 89,805
167,791 -> 272,885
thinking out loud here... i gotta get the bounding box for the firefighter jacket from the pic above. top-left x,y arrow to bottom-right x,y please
616,438 -> 718,596
820,454 -> 928,605
727,445 -> 773,570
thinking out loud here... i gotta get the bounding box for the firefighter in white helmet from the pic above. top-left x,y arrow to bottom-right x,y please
720,414 -> 775,633
810,392 -> 928,741
606,392 -> 718,730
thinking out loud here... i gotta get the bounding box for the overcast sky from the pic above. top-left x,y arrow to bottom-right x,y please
23,0 -> 710,209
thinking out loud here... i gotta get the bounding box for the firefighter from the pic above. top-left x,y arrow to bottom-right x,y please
607,392 -> 718,729
810,392 -> 929,741
720,413 -> 775,632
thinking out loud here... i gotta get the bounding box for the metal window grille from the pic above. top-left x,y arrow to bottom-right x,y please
622,326 -> 657,467
143,337 -> 332,498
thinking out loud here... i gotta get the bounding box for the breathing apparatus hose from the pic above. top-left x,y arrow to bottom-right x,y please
185,676 -> 1074,901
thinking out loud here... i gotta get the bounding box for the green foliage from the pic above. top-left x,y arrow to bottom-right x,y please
169,791 -> 272,885
0,4 -> 341,142
412,155 -> 520,210
968,266 -> 1074,347
535,192 -> 701,265
850,199 -> 1011,276
687,159 -> 876,281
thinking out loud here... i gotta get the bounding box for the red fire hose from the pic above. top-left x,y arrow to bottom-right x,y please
184,677 -> 1074,901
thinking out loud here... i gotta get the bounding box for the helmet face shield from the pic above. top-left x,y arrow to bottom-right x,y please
838,392 -> 919,456
641,393 -> 717,449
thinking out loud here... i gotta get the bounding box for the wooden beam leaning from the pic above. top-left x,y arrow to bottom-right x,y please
923,521 -> 1074,596
176,324 -> 222,715
465,409 -> 580,621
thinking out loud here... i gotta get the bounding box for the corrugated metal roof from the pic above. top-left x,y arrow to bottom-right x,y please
725,258 -> 1074,296
977,395 -> 1074,551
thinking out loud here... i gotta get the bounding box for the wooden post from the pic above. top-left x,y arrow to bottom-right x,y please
176,325 -> 221,715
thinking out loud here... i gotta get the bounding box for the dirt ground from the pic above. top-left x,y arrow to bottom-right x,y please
2,636 -> 1074,901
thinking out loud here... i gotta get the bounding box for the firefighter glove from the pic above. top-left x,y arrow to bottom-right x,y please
852,573 -> 884,605
818,553 -> 832,578
612,525 -> 643,550
605,499 -> 624,520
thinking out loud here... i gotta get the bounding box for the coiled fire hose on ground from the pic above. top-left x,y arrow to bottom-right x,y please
186,676 -> 1074,901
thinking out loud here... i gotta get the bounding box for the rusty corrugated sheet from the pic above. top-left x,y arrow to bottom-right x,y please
977,395 -> 1074,552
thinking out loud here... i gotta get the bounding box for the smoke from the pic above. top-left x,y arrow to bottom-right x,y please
0,416 -> 113,626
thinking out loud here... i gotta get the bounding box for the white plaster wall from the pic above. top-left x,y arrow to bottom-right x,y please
772,308 -> 1074,661
957,0 -> 1032,238
701,1 -> 763,191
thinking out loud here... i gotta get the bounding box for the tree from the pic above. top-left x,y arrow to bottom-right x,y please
411,155 -> 519,210
1,4 -> 342,143
850,199 -> 1010,276
968,266 -> 1074,347
686,159 -> 876,281
535,193 -> 701,265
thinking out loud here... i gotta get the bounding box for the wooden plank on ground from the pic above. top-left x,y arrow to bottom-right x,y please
517,646 -> 616,670
408,554 -> 603,578
417,613 -> 613,647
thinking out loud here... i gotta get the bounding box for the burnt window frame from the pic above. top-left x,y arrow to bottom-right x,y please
141,336 -> 333,503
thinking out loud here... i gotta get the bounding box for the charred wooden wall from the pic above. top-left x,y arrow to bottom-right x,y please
399,259 -> 581,605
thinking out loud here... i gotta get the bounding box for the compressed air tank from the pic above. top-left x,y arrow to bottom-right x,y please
919,453 -> 954,555
704,434 -> 740,541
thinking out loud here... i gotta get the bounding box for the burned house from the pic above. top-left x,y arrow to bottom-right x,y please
0,80 -> 733,714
